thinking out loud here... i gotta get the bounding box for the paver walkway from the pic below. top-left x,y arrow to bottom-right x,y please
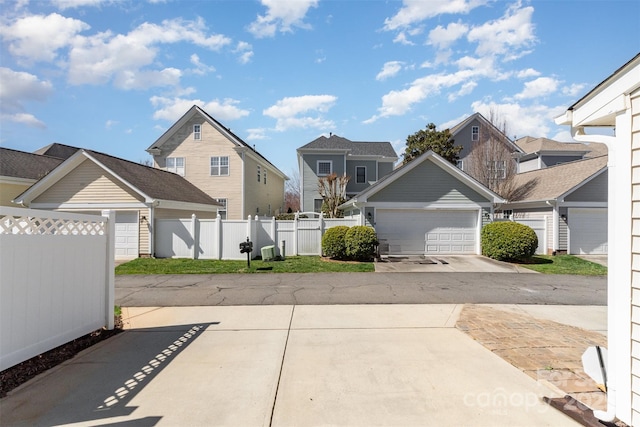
456,304 -> 608,411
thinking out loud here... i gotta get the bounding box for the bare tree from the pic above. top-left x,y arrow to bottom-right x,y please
317,173 -> 349,218
285,169 -> 300,212
466,108 -> 519,199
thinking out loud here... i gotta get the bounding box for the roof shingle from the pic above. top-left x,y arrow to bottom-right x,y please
0,147 -> 63,180
298,134 -> 397,158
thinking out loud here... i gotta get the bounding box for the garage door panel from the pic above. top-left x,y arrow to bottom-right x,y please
115,211 -> 138,259
376,209 -> 477,255
569,208 -> 607,255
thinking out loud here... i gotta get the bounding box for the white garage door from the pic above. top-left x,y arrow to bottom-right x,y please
115,211 -> 139,259
375,209 -> 477,255
568,208 -> 607,254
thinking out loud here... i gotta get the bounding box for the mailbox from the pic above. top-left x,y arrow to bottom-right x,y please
239,238 -> 253,254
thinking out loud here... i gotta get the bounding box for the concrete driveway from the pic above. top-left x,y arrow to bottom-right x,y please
374,255 -> 535,273
1,304 -> 585,426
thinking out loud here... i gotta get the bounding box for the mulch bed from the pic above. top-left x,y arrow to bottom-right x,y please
0,316 -> 123,398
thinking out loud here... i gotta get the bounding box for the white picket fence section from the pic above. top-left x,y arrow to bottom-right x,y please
155,213 -> 359,260
0,207 -> 115,371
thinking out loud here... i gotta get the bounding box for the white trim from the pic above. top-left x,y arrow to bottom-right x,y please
317,160 -> 332,176
362,202 -> 492,210
29,202 -> 148,209
210,156 -> 230,176
193,123 -> 201,140
0,176 -> 36,185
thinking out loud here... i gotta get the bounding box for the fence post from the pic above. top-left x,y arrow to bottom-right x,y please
294,212 -> 299,256
271,216 -> 276,246
191,213 -> 198,260
214,212 -> 222,259
319,212 -> 325,254
101,210 -> 115,330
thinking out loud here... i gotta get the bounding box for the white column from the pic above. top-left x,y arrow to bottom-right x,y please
101,210 -> 115,330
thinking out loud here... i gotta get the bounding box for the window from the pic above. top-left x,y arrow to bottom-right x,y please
210,156 -> 229,176
502,210 -> 513,219
456,159 -> 464,170
313,199 -> 323,213
356,166 -> 366,184
317,160 -> 332,176
257,165 -> 261,182
471,126 -> 479,141
193,124 -> 201,140
487,160 -> 507,179
215,198 -> 227,219
264,169 -> 267,184
166,157 -> 185,176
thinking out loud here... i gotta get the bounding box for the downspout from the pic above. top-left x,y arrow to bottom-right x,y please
545,200 -> 559,254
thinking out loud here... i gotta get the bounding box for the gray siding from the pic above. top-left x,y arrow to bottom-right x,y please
564,170 -> 608,202
346,159 -> 377,194
369,161 -> 487,203
301,153 -> 345,211
541,155 -> 584,167
378,161 -> 394,180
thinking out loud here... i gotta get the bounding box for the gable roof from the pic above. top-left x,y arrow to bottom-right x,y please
147,105 -> 287,179
297,134 -> 398,159
14,147 -> 220,208
448,112 -> 524,154
34,143 -> 81,160
507,155 -> 608,203
0,147 -> 63,181
514,136 -> 607,157
340,150 -> 504,207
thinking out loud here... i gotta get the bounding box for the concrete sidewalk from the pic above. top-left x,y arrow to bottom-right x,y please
0,304 -> 605,426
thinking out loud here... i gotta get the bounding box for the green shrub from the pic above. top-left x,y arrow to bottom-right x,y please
345,226 -> 378,261
275,213 -> 308,220
481,221 -> 538,261
322,226 -> 350,259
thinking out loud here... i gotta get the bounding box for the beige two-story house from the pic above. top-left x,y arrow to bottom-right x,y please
147,105 -> 288,219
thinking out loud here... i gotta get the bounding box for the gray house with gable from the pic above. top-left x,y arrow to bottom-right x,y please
297,134 -> 398,213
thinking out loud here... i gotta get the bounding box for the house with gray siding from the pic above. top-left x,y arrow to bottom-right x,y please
499,155 -> 608,255
514,136 -> 607,172
340,150 -> 504,255
297,134 -> 397,212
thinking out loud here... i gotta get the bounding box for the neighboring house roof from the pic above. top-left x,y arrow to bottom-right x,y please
448,112 -> 524,154
14,147 -> 221,208
297,134 -> 398,159
33,143 -> 81,160
508,155 -> 608,203
0,147 -> 63,181
340,150 -> 504,208
514,136 -> 607,158
147,105 -> 288,179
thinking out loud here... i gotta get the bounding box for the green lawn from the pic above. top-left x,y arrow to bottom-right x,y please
115,256 -> 375,274
516,255 -> 607,276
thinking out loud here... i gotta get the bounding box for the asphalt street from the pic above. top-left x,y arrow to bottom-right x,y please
115,272 -> 606,306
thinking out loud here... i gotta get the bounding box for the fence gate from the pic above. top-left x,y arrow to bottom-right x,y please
297,217 -> 322,255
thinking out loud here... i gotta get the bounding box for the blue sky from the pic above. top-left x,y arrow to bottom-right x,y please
1,0 -> 638,177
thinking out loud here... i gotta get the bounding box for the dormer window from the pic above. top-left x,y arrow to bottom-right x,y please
193,124 -> 201,140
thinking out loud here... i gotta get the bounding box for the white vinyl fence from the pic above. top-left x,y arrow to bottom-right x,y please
0,207 -> 115,371
155,213 -> 359,260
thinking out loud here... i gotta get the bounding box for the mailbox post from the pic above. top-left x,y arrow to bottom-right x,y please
239,237 -> 253,269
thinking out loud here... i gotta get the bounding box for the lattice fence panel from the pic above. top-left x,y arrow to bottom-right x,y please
0,213 -> 106,235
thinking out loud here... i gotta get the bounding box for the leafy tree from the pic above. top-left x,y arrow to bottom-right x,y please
402,123 -> 462,165
317,173 -> 349,218
285,169 -> 300,212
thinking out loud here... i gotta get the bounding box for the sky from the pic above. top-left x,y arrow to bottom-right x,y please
1,0 -> 639,177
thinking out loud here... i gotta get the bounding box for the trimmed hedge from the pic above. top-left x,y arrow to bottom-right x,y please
481,221 -> 538,261
345,226 -> 378,261
322,226 -> 350,259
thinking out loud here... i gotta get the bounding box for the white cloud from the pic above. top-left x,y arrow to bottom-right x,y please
0,13 -> 90,63
52,0 -> 108,9
0,68 -> 52,128
105,119 -> 117,129
467,2 -> 536,60
189,54 -> 216,75
376,61 -> 404,81
516,68 -> 541,78
246,128 -> 268,140
562,83 -> 587,98
393,32 -> 415,46
514,76 -> 559,100
448,81 -> 477,101
263,94 -> 337,131
67,17 -> 231,88
427,21 -> 468,49
234,41 -> 253,64
384,0 -> 487,31
248,0 -> 319,38
150,96 -> 250,122
471,100 -> 567,139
